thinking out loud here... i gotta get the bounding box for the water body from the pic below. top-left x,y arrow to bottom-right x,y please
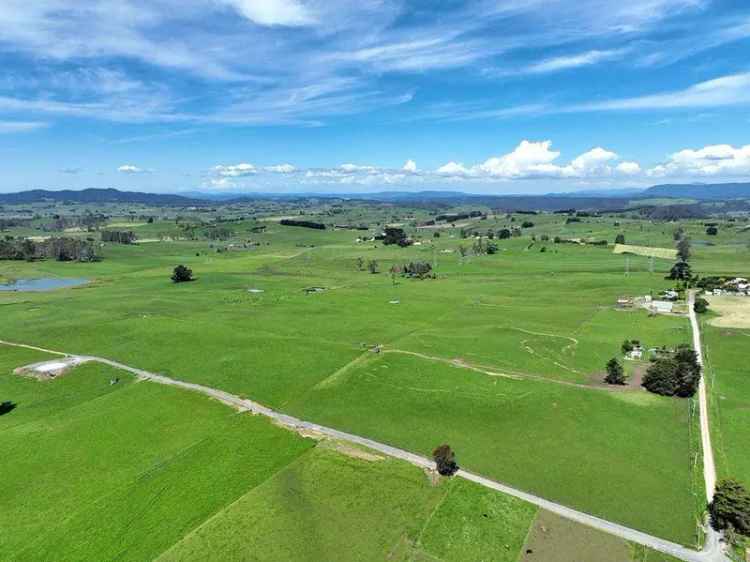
0,278 -> 89,292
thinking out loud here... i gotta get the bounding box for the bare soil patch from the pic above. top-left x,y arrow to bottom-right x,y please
707,295 -> 750,329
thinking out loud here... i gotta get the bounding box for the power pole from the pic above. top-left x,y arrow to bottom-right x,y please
625,256 -> 630,276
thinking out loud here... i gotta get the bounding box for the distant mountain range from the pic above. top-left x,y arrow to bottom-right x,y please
1,182 -> 749,207
0,188 -> 205,206
642,182 -> 750,200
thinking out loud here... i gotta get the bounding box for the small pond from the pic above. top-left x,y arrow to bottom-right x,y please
0,278 -> 89,292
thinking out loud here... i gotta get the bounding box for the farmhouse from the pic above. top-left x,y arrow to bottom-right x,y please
625,345 -> 644,360
650,300 -> 674,314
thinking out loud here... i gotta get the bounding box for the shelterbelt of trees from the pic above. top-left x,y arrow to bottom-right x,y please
0,237 -> 99,262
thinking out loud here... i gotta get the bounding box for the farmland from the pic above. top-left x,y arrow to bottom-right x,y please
2,200 -> 750,558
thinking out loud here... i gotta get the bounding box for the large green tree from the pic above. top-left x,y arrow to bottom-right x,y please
710,479 -> 750,535
605,358 -> 626,385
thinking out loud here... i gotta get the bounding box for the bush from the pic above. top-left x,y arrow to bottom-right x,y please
521,221 -> 534,228
383,227 -> 409,246
171,264 -> 194,283
497,228 -> 511,240
433,444 -> 458,476
605,358 -> 626,385
706,226 -> 718,236
710,479 -> 750,535
615,233 -> 625,244
694,297 -> 709,314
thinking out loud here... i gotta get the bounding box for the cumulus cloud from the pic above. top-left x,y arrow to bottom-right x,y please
436,141 -> 641,180
616,161 -> 642,175
339,163 -> 377,173
117,164 -> 148,174
649,144 -> 750,177
402,159 -> 417,173
436,161 -> 472,176
213,163 -> 257,177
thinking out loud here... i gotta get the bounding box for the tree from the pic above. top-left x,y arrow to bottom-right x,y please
521,221 -> 534,228
706,226 -> 718,236
383,227 -> 408,246
667,261 -> 692,281
605,358 -> 626,385
171,264 -> 194,283
497,228 -> 511,240
621,339 -> 634,354
433,444 -> 458,476
486,242 -> 498,254
710,479 -> 750,535
694,297 -> 709,314
676,236 -> 691,262
615,233 -> 625,244
356,256 -> 364,271
458,245 -> 468,258
367,259 -> 379,274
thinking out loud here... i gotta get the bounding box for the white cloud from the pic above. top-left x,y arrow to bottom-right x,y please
565,147 -> 618,177
649,144 -> 750,177
264,163 -> 296,173
339,163 -> 377,173
402,159 -> 417,173
616,161 -> 642,175
117,164 -> 148,174
213,163 -> 257,177
436,161 -> 472,176
219,0 -> 316,26
528,49 -> 626,73
478,140 -> 561,177
574,72 -> 750,111
0,120 -> 48,133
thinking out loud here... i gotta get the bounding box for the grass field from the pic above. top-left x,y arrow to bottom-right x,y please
0,352 -> 545,561
3,210 -> 748,551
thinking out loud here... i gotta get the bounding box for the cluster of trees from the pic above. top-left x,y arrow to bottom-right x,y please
381,227 -> 412,247
641,344 -> 701,397
101,230 -> 136,244
279,219 -> 326,230
204,226 -> 233,241
615,233 -> 626,244
0,237 -> 99,262
667,233 -> 695,282
435,210 -> 483,222
621,339 -> 640,354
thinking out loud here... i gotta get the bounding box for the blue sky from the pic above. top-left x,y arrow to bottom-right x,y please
0,0 -> 749,194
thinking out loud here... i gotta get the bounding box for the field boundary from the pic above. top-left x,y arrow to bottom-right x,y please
0,338 -> 728,562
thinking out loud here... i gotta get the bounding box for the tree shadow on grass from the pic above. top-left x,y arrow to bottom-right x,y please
0,401 -> 17,416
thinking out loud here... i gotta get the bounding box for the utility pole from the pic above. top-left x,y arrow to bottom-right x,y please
625,256 -> 630,276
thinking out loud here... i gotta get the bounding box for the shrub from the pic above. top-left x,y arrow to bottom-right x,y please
497,228 -> 511,240
706,226 -> 718,236
521,221 -> 534,228
615,233 -> 625,244
171,265 -> 194,283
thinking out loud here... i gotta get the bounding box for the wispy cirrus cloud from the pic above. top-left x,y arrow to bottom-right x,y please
0,120 -> 48,133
